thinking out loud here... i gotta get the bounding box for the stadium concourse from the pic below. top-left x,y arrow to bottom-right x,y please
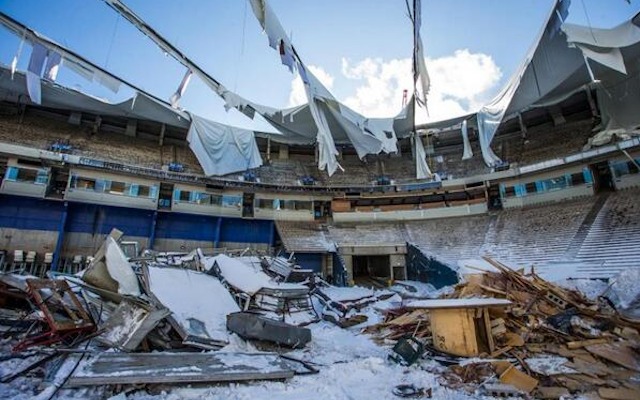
1,0 -> 640,399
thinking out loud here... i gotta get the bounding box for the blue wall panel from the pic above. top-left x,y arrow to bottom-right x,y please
0,195 -> 64,231
65,202 -> 153,237
288,252 -> 323,273
220,218 -> 273,244
155,212 -> 218,241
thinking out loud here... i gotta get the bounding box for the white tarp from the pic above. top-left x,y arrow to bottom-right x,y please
187,114 -> 262,176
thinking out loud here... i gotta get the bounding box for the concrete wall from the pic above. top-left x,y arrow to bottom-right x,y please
0,227 -> 57,258
333,203 -> 487,223
502,184 -> 593,209
62,232 -> 149,257
0,180 -> 47,198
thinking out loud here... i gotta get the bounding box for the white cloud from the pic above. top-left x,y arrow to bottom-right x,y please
287,65 -> 334,107
341,49 -> 502,123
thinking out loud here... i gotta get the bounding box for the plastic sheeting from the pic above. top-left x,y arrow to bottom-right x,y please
187,114 -> 263,176
26,43 -> 47,104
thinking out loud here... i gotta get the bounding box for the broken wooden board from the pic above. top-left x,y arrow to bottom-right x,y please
586,342 -> 640,372
97,298 -> 170,351
66,352 -> 294,386
499,364 -> 539,393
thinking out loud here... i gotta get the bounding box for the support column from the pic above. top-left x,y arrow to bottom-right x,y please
51,202 -> 69,272
148,211 -> 158,250
213,217 -> 222,249
268,221 -> 275,253
342,254 -> 354,286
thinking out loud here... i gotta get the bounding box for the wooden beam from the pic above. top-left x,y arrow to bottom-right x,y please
66,352 -> 294,386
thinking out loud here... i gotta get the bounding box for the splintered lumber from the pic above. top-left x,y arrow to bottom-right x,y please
66,352 -> 294,386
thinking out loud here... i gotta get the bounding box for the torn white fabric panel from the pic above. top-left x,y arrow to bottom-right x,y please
329,103 -> 386,159
577,44 -> 627,75
475,0 -> 567,167
63,57 -> 95,81
104,237 -> 141,297
414,134 -> 431,179
187,114 -> 262,176
250,0 -> 290,51
477,111 -> 503,166
170,69 -> 192,108
25,71 -> 42,104
308,96 -> 341,175
95,70 -> 121,93
10,32 -> 25,80
461,119 -> 473,160
563,20 -> 640,49
26,43 -> 48,104
43,51 -> 62,81
412,0 -> 430,110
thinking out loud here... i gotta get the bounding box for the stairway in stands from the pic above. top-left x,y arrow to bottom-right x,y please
572,188 -> 640,276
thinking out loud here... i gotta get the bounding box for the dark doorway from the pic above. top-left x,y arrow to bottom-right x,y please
314,201 -> 331,221
158,183 -> 174,209
590,161 -> 614,193
242,193 -> 254,218
47,167 -> 69,199
487,184 -> 502,210
352,255 -> 390,287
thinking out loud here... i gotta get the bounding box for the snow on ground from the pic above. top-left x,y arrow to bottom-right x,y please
553,278 -> 610,301
128,319 -> 490,400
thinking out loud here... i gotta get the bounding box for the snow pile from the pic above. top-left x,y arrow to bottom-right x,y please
553,278 -> 609,301
147,266 -> 240,344
206,254 -> 307,295
604,268 -> 640,318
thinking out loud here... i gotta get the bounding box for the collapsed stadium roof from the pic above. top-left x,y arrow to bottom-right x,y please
1,0 -> 639,177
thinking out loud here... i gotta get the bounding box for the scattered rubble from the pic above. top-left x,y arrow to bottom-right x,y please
0,234 -> 638,399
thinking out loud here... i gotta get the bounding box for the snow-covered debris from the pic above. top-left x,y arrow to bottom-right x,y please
147,265 -> 240,346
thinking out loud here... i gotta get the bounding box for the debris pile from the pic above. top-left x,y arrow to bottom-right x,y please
2,231 -> 639,399
367,257 -> 640,398
0,230 -> 320,398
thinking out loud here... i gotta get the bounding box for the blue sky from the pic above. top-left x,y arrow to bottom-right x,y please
0,0 -> 638,131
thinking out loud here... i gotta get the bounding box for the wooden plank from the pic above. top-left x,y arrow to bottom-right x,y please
66,352 -> 294,387
405,298 -> 512,309
536,386 -> 570,399
586,343 -> 640,372
499,365 -> 538,394
430,308 -> 479,356
567,338 -> 609,349
598,388 -> 640,400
